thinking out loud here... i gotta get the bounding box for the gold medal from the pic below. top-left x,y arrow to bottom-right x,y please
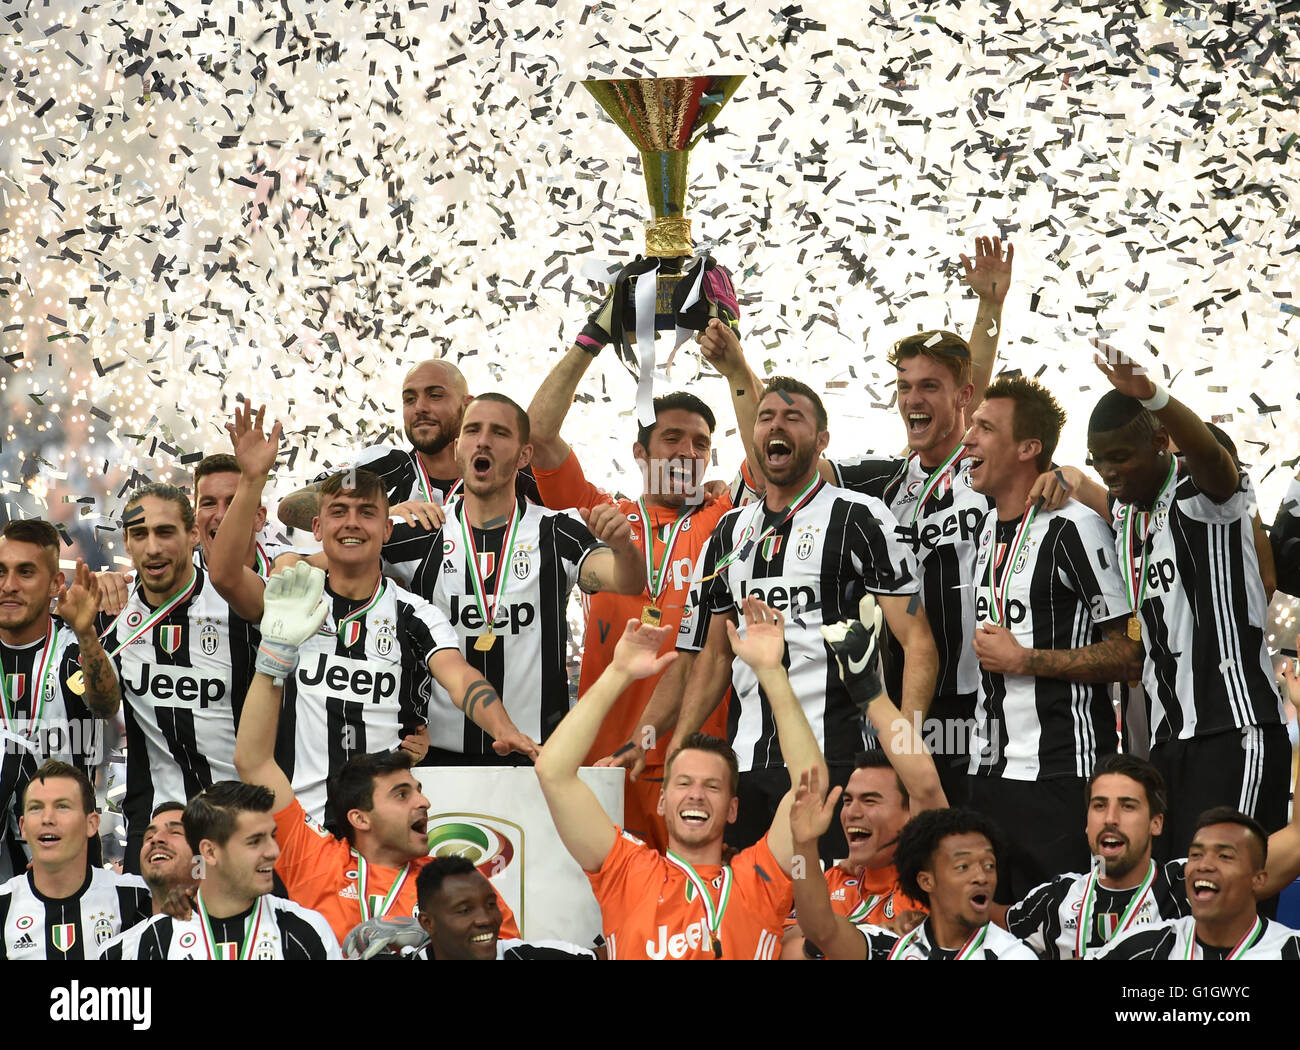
640,604 -> 662,626
474,631 -> 497,652
1126,616 -> 1141,642
65,670 -> 85,696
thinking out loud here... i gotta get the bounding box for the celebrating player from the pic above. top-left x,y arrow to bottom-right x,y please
1084,343 -> 1289,857
1092,809 -> 1300,960
961,375 -> 1139,901
0,520 -> 119,879
379,393 -> 646,765
0,761 -> 150,959
233,562 -> 521,945
108,782 -> 340,959
537,597 -> 823,961
211,402 -> 537,821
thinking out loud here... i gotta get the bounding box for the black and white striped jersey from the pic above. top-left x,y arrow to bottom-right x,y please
968,501 -> 1127,781
104,895 -> 341,959
1270,472 -> 1300,598
0,620 -> 104,881
274,580 -> 459,823
1090,914 -> 1300,960
855,918 -> 1038,959
1007,859 -> 1189,959
343,442 -> 541,506
381,497 -> 606,756
409,937 -> 596,960
832,453 -> 992,697
0,866 -> 150,959
681,480 -> 921,771
1113,465 -> 1284,746
98,569 -> 258,843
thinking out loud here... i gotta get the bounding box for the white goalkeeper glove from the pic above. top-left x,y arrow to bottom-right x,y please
256,562 -> 328,684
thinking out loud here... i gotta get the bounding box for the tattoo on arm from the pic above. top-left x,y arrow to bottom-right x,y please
578,569 -> 603,593
79,643 -> 120,717
1022,636 -> 1142,684
462,678 -> 500,722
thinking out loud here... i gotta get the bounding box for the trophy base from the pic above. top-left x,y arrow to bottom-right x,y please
620,269 -> 685,339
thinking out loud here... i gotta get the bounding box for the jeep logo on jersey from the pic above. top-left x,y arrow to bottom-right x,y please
123,665 -> 228,707
512,549 -> 531,580
446,594 -> 536,634
298,654 -> 397,704
902,507 -> 985,555
738,579 -> 818,615
974,594 -> 1028,625
795,532 -> 815,560
51,923 -> 76,952
646,919 -> 713,959
157,625 -> 183,654
200,623 -> 219,656
375,621 -> 396,657
1144,557 -> 1176,595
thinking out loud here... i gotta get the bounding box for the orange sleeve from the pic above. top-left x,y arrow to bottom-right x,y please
737,834 -> 795,919
497,889 -> 520,940
272,798 -> 339,898
533,449 -> 615,512
585,828 -> 660,916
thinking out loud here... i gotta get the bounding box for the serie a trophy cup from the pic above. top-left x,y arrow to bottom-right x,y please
581,75 -> 745,424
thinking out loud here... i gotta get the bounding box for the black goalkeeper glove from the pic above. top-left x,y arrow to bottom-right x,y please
819,593 -> 885,708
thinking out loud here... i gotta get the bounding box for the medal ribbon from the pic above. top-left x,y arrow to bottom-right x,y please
0,620 -> 60,739
100,570 -> 198,656
354,850 -> 411,922
1182,916 -> 1263,960
702,475 -> 821,582
413,451 -> 434,505
1076,859 -> 1156,958
848,891 -> 884,924
637,498 -> 692,605
459,500 -> 522,633
1121,455 -> 1179,615
984,506 -> 1036,625
665,850 -> 732,954
253,543 -> 269,580
954,923 -> 988,960
908,447 -> 965,524
334,575 -> 386,641
195,890 -> 265,960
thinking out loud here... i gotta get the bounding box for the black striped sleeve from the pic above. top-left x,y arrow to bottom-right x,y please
351,444 -> 416,500
135,918 -> 174,960
1091,926 -> 1177,960
549,509 -> 606,590
830,455 -> 902,499
383,523 -> 441,590
0,889 -> 11,960
842,498 -> 917,593
1005,876 -> 1071,958
278,908 -> 338,959
116,883 -> 153,929
1053,512 -> 1127,626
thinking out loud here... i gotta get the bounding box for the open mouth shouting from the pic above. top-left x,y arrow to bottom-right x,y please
846,825 -> 872,846
1190,878 -> 1220,903
968,889 -> 991,915
764,436 -> 794,470
906,412 -> 933,437
471,453 -> 493,481
679,808 -> 711,828
1096,830 -> 1128,859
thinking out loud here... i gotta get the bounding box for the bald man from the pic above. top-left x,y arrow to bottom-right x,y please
278,360 -> 540,530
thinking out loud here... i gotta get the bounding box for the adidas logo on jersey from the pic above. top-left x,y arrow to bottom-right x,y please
338,884 -> 360,900
13,933 -> 34,950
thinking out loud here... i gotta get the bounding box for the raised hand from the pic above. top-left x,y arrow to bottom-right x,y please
726,596 -> 787,671
960,236 -> 1014,305
225,399 -> 283,478
93,570 -> 133,617
256,561 -> 328,682
696,318 -> 746,379
389,501 -> 446,532
1026,465 -> 1083,513
492,727 -> 540,762
790,766 -> 841,845
1092,336 -> 1157,401
609,619 -> 678,681
55,560 -> 101,636
579,503 -> 635,552
594,741 -> 648,780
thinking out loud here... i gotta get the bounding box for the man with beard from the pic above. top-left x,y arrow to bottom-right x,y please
652,378 -> 936,861
276,360 -> 539,532
1093,809 -> 1300,960
379,394 -> 646,765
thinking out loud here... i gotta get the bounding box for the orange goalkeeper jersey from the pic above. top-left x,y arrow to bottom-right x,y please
786,861 -> 929,929
272,798 -> 520,945
588,828 -> 792,960
533,450 -> 733,764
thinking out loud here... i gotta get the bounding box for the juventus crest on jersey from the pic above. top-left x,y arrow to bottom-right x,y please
98,569 -> 257,840
832,453 -> 992,697
105,895 -> 341,960
684,480 -> 920,772
1112,465 -> 1284,746
968,501 -> 1127,781
274,578 -> 458,823
0,867 -> 151,959
381,498 -> 605,755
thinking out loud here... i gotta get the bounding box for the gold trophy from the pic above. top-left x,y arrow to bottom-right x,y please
582,75 -> 744,327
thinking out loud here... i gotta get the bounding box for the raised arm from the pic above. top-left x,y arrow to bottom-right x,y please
233,562 -> 329,813
875,592 -> 938,723
823,594 -> 947,814
594,649 -> 695,777
669,611 -> 737,747
1027,465 -> 1112,523
526,346 -> 596,472
55,560 -> 120,718
1264,643 -> 1300,898
575,504 -> 647,596
788,767 -> 867,960
1094,338 -> 1238,502
726,597 -> 828,875
960,236 -> 1013,417
696,319 -> 765,486
276,482 -> 323,532
426,649 -> 538,762
536,620 -> 678,872
210,401 -> 279,622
